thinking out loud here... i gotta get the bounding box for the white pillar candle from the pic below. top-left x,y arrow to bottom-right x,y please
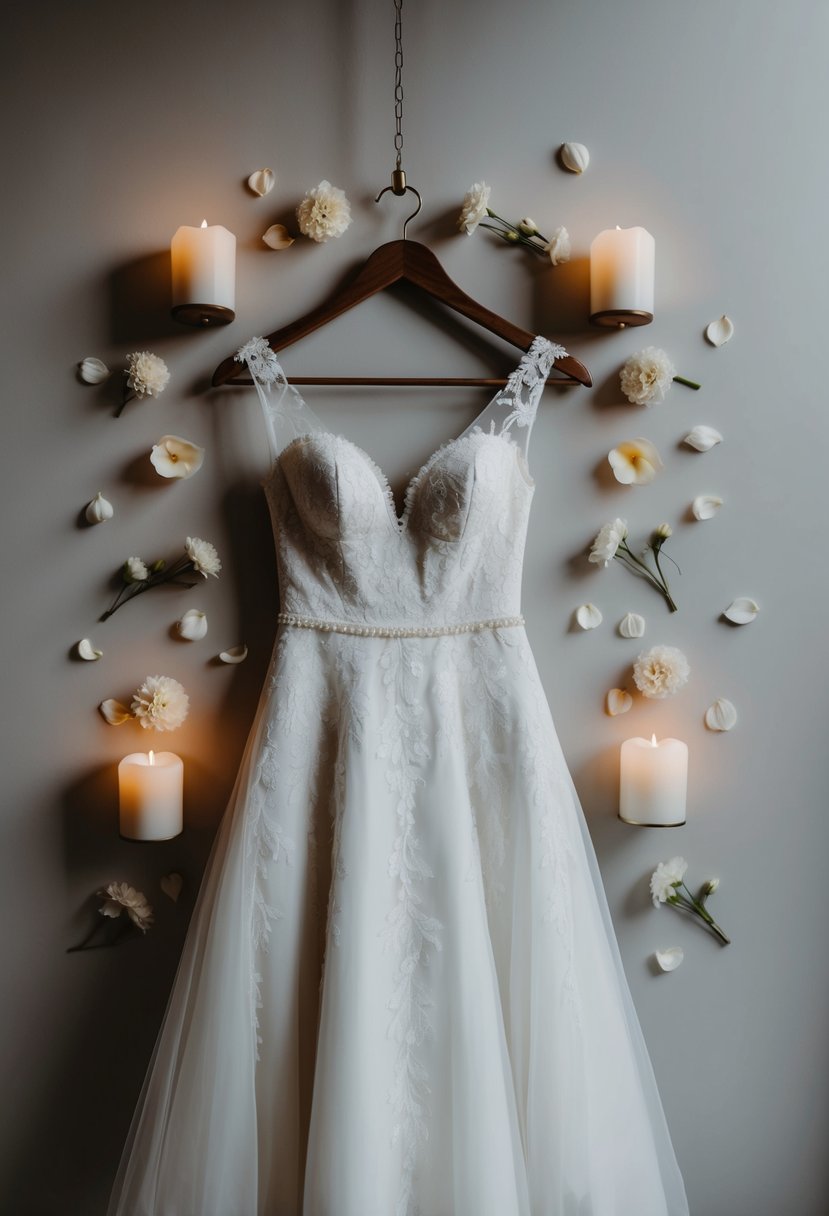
171,220 -> 236,326
619,735 -> 687,826
589,225 -> 655,327
119,750 -> 184,841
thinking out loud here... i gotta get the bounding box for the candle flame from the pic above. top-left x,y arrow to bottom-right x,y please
650,734 -> 658,747
149,749 -> 155,765
200,219 -> 208,228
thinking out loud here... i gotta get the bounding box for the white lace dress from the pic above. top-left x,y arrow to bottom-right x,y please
107,337 -> 689,1216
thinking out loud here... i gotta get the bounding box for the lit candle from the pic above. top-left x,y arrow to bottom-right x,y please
589,225 -> 655,327
118,750 -> 184,841
171,219 -> 236,326
619,734 -> 687,826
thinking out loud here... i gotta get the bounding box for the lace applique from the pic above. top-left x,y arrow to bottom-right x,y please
499,335 -> 565,434
378,640 -> 442,1216
235,336 -> 285,385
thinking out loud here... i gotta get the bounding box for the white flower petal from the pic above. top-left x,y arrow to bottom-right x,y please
560,142 -> 590,174
683,425 -> 723,452
262,224 -> 294,250
85,491 -> 114,524
606,688 -> 633,716
247,168 -> 275,196
705,698 -> 738,731
619,612 -> 646,639
705,315 -> 734,347
79,356 -> 111,384
150,435 -> 205,480
160,872 -> 184,903
77,638 -> 103,661
692,494 -> 723,520
609,438 -> 664,485
575,603 -> 603,630
176,609 -> 208,641
724,597 -> 760,625
219,644 -> 248,664
655,946 -> 685,972
99,698 -> 131,725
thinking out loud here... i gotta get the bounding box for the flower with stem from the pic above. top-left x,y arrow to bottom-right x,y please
101,537 -> 221,621
620,347 -> 700,404
458,184 -> 570,264
589,519 -> 680,612
67,882 -> 154,952
116,351 -> 170,417
650,857 -> 730,946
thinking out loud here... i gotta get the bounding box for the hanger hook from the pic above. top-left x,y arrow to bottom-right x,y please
375,170 -> 423,239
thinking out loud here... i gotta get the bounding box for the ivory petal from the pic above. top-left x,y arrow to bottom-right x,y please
683,425 -> 723,452
705,315 -> 734,347
575,603 -> 603,630
247,168 -> 275,196
76,638 -> 103,661
79,356 -> 111,384
655,946 -> 685,972
705,698 -> 738,731
560,142 -> 590,173
99,698 -> 130,725
262,224 -> 295,250
724,597 -> 760,625
606,688 -> 633,716
619,612 -> 646,639
219,644 -> 248,664
176,608 -> 208,641
692,494 -> 723,520
160,872 -> 184,903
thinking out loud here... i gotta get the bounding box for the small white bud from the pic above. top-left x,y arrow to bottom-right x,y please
85,491 -> 114,525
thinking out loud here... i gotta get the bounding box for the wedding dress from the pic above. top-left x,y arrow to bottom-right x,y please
107,335 -> 689,1216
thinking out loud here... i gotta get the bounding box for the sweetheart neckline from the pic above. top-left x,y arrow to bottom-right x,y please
272,428 -> 533,537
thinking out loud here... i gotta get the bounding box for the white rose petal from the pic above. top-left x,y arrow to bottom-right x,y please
219,644 -> 248,664
458,181 -> 491,235
606,688 -> 633,716
705,698 -> 738,731
247,168 -> 275,196
619,612 -> 646,639
655,947 -> 685,972
99,698 -> 131,725
176,609 -> 208,641
705,315 -> 734,347
609,438 -> 664,485
724,597 -> 759,625
683,425 -> 723,452
85,491 -> 114,525
589,518 -> 628,566
150,435 -> 205,480
692,494 -> 723,520
544,226 -> 571,266
575,603 -> 603,630
76,638 -> 103,661
79,356 -> 111,384
262,224 -> 294,250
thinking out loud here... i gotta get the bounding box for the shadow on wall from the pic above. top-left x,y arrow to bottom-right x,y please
108,252 -> 181,347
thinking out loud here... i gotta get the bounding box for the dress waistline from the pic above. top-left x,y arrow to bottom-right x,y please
277,612 -> 525,639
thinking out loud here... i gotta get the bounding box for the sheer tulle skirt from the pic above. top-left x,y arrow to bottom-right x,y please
107,626 -> 688,1216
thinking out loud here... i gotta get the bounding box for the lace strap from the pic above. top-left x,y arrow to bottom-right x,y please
235,337 -> 326,460
458,335 -> 566,457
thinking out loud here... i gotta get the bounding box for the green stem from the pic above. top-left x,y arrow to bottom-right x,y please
652,548 -> 678,613
679,883 -> 731,946
673,375 -> 701,391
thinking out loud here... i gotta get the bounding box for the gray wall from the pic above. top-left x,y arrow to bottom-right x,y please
2,1 -> 827,1212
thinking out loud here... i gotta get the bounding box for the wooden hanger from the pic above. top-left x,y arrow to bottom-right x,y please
211,238 -> 591,389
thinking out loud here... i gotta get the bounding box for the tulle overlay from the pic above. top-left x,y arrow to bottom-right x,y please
108,338 -> 688,1216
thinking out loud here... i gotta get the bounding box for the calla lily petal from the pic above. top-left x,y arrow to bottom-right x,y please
683,425 -> 723,452
608,438 -> 663,485
655,946 -> 685,972
619,612 -> 645,639
150,435 -> 205,480
85,491 -> 114,524
77,638 -> 103,661
99,698 -> 131,725
575,603 -> 603,630
705,315 -> 734,347
606,688 -> 633,716
262,224 -> 295,250
248,168 -> 275,196
219,644 -> 248,664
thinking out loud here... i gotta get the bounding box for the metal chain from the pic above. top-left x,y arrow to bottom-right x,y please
393,0 -> 404,170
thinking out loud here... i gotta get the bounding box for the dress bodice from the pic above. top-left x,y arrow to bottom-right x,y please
237,335 -> 562,629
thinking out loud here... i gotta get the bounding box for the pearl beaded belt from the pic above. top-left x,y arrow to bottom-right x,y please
277,612 -> 525,639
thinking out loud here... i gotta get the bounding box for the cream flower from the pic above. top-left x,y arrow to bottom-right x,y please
126,351 -> 170,400
588,518 -> 628,566
99,882 -> 154,932
633,645 -> 690,699
176,608 -> 208,640
608,438 -> 663,485
185,536 -> 221,578
150,435 -> 205,480
544,225 -> 571,265
650,856 -> 688,906
296,180 -> 352,243
620,347 -> 676,406
131,675 -> 190,732
122,556 -> 149,583
458,182 -> 491,234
